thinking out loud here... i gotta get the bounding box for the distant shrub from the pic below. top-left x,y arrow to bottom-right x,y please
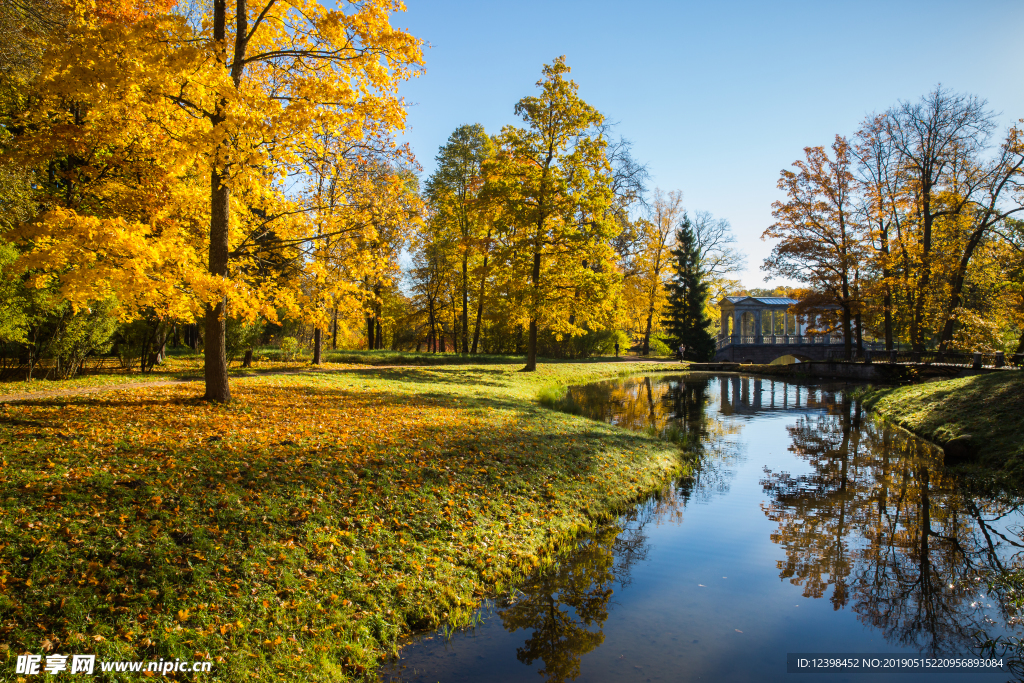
49,300 -> 119,379
648,337 -> 672,356
226,317 -> 264,363
280,336 -> 299,360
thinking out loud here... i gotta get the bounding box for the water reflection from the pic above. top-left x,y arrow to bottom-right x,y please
762,395 -> 1024,661
560,374 -> 742,502
381,375 -> 1024,682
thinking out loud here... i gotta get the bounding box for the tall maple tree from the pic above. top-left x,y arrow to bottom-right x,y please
632,188 -> 681,355
486,57 -> 617,371
5,0 -> 422,400
424,124 -> 493,354
763,136 -> 865,359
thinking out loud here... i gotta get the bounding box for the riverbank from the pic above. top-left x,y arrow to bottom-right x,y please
0,362 -> 684,680
855,372 -> 1024,473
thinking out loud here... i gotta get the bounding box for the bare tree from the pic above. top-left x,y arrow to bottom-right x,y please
885,87 -> 996,353
600,128 -> 650,268
691,210 -> 746,281
853,114 -> 904,351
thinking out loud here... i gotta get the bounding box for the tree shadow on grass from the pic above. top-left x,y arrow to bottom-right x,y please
315,366 -> 514,389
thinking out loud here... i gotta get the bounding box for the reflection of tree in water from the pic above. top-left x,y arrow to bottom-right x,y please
497,525 -> 617,682
497,484 -> 688,682
562,375 -> 743,503
762,397 -> 1024,658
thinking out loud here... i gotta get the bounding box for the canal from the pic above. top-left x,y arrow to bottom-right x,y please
381,374 -> 1024,682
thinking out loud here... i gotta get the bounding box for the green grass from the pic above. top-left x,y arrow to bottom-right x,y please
856,372 -> 1024,475
320,350 -> 521,366
0,361 -> 685,681
0,349 -> 657,398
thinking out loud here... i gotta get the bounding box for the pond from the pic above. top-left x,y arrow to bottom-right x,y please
380,374 -> 1024,682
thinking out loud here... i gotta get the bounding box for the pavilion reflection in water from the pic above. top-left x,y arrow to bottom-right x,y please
717,374 -> 842,416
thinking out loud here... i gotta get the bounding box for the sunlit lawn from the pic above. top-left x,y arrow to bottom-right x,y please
859,371 -> 1024,477
0,362 -> 684,680
0,349 -> 648,397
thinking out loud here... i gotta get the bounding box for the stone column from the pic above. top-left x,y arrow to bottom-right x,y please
754,310 -> 762,344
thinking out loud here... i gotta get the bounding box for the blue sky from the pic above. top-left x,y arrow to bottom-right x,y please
392,0 -> 1024,288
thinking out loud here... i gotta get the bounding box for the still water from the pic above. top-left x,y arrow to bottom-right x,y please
381,374 -> 1024,682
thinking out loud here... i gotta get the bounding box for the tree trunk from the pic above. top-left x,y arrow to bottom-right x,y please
332,307 -> 338,350
428,303 -> 435,352
471,248 -> 489,354
526,319 -> 538,371
878,225 -> 894,351
312,327 -> 322,364
855,312 -> 863,353
375,319 -> 382,350
524,247 -> 542,371
936,228 -> 986,353
26,326 -> 39,381
642,305 -> 655,356
203,0 -> 232,402
910,204 -> 933,354
366,314 -> 375,351
462,253 -> 469,353
883,288 -> 893,351
452,304 -> 458,354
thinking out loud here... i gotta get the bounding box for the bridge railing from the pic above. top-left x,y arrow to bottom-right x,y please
717,334 -> 847,347
822,348 -> 1022,369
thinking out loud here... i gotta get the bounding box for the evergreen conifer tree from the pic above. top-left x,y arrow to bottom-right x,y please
663,214 -> 717,361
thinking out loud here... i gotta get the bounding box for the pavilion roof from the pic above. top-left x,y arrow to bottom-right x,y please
722,296 -> 799,306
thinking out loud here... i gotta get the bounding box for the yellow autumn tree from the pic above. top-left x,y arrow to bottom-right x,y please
5,0 -> 422,400
485,57 -> 618,371
625,188 -> 681,355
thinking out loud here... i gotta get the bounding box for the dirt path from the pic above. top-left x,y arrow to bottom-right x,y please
0,358 -> 683,404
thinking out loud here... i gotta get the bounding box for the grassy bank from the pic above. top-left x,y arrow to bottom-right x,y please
0,351 -> 657,398
856,372 -> 1024,474
0,361 -> 684,680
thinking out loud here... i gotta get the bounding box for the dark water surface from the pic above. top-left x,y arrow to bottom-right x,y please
380,374 -> 1024,682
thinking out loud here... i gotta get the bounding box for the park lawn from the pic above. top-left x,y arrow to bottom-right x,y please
858,372 -> 1024,474
0,351 -> 535,397
0,361 -> 684,681
0,355 -> 325,397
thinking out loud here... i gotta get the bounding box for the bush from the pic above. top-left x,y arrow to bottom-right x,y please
588,329 -> 631,356
536,328 -> 631,358
280,336 -> 299,360
648,337 -> 672,356
114,320 -> 150,371
48,300 -> 119,379
226,317 -> 264,363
